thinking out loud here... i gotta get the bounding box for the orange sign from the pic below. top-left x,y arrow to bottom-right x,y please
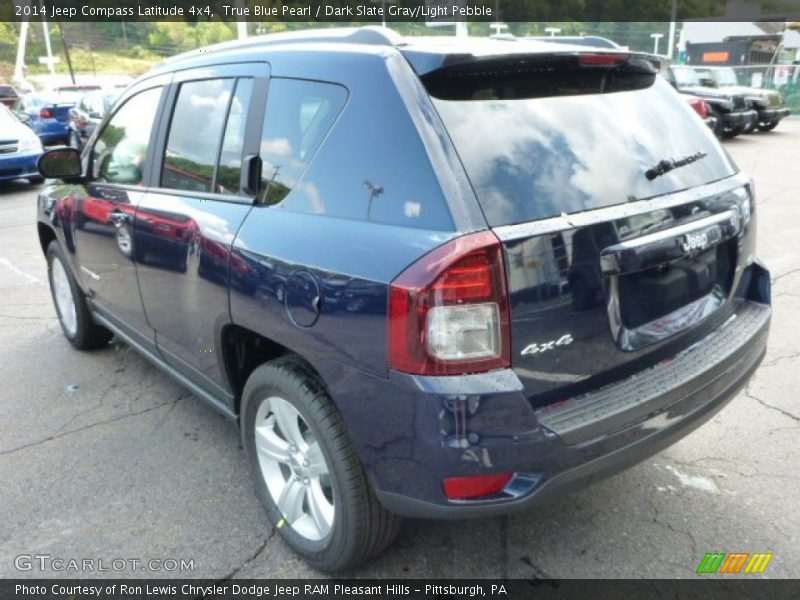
703,51 -> 730,63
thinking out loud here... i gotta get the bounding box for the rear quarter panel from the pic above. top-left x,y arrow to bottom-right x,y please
230,48 -> 469,377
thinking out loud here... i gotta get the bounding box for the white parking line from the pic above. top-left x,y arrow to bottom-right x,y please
0,258 -> 44,285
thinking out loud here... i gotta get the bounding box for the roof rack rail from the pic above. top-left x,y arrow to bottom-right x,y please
160,26 -> 404,66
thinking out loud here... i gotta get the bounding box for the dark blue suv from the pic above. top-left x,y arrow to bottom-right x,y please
35,28 -> 771,571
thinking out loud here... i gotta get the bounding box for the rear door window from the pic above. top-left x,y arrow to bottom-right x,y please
257,78 -> 347,205
162,79 -> 234,193
429,64 -> 736,226
216,78 -> 253,195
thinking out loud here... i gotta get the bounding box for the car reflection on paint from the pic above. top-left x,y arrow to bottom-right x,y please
135,207 -> 198,272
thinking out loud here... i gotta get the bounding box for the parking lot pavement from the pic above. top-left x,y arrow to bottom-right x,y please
1,121 -> 798,580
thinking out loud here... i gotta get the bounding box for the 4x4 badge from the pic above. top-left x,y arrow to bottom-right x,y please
521,334 -> 574,356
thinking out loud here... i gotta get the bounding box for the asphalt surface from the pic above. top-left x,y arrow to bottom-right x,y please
1,122 -> 798,580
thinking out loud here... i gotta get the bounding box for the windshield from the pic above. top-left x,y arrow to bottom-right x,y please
433,78 -> 736,226
0,105 -> 20,127
714,68 -> 739,86
672,67 -> 699,87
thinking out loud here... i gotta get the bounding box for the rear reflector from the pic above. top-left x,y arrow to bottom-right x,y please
443,473 -> 512,500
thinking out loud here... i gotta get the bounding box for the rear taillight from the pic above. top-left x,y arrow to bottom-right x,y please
689,98 -> 709,119
443,472 -> 512,500
388,231 -> 511,375
39,108 -> 53,119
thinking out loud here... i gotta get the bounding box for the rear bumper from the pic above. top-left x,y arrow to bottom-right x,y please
347,256 -> 771,518
377,306 -> 771,519
35,121 -> 69,144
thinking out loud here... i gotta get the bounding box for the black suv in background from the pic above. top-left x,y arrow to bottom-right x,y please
694,66 -> 791,132
36,29 -> 771,570
666,65 -> 757,137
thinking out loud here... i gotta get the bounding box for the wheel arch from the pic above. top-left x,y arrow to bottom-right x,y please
220,324 -> 332,417
37,222 -> 57,256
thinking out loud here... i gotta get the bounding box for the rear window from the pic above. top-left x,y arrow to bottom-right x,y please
429,66 -> 736,226
671,67 -> 699,87
258,78 -> 347,205
0,86 -> 17,98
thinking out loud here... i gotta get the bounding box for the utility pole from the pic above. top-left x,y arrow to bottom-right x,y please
667,0 -> 678,59
490,22 -> 508,36
14,21 -> 30,86
40,9 -> 58,87
58,22 -> 75,85
235,0 -> 247,39
83,22 -> 96,77
651,33 -> 664,55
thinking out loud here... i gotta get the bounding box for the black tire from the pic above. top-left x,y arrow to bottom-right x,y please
46,241 -> 113,350
721,124 -> 742,138
241,357 -> 400,572
758,120 -> 779,132
28,175 -> 45,185
708,107 -> 725,138
741,118 -> 757,134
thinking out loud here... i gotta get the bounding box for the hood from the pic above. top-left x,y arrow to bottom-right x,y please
677,85 -> 749,111
721,85 -> 783,107
679,85 -> 733,99
0,111 -> 40,144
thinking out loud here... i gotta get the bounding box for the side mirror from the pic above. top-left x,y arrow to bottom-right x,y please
17,112 -> 30,124
38,147 -> 83,182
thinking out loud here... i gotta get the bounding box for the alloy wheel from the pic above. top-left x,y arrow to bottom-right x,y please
51,258 -> 77,336
254,396 -> 334,541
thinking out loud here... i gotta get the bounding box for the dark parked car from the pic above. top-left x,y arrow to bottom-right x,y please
68,89 -> 119,150
694,66 -> 791,132
665,65 -> 757,137
35,28 -> 771,571
13,94 -> 74,145
0,84 -> 20,108
0,104 -> 44,184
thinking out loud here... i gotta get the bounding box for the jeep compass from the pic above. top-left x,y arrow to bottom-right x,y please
35,28 -> 771,571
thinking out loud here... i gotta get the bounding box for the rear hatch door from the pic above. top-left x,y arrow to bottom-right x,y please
421,48 -> 749,407
51,103 -> 74,123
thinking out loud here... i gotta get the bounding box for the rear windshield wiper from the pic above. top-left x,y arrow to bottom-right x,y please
645,152 -> 707,181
